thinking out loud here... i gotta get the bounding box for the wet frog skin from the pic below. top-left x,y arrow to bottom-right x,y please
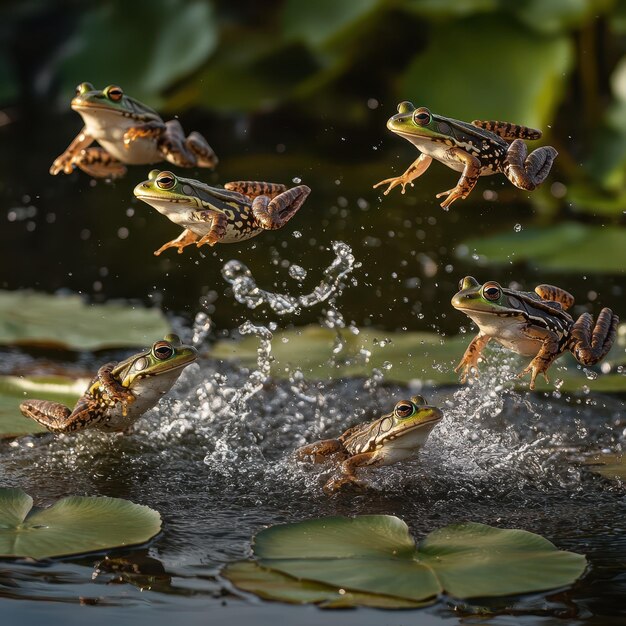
374,102 -> 558,209
134,170 -> 311,255
452,277 -> 619,389
297,395 -> 442,494
19,335 -> 197,433
50,83 -> 218,179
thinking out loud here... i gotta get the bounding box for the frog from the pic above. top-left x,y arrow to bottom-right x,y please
373,102 -> 558,209
50,82 -> 218,179
452,276 -> 619,389
296,395 -> 442,494
133,169 -> 311,255
19,334 -> 197,433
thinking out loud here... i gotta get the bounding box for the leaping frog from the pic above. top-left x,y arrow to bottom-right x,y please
19,334 -> 197,433
133,169 -> 311,255
50,82 -> 218,179
452,276 -> 619,389
374,102 -> 558,209
296,395 -> 442,494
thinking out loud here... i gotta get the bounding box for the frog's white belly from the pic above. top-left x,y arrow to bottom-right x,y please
464,311 -> 541,357
95,368 -> 183,432
79,109 -> 162,164
370,425 -> 437,466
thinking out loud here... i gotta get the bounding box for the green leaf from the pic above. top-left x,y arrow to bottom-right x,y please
0,375 -> 84,438
0,291 -> 170,350
248,516 -> 586,602
400,15 -> 572,128
223,561 -> 433,609
0,488 -> 161,560
458,222 -> 626,273
57,0 -> 217,104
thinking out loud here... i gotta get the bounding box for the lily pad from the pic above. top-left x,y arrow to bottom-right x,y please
0,488 -> 161,560
0,291 -> 170,350
0,375 -> 84,438
233,516 -> 586,603
210,325 -> 626,393
223,561 -> 432,609
458,222 -> 626,273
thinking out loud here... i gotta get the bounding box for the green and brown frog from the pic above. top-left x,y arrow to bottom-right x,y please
133,169 -> 311,255
452,277 -> 619,389
50,83 -> 218,178
19,334 -> 197,433
296,395 -> 442,494
374,102 -> 558,208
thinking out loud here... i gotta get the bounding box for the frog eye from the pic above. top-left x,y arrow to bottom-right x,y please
156,171 -> 176,190
413,108 -> 431,126
394,401 -> 416,419
153,341 -> 174,360
482,282 -> 502,301
105,85 -> 124,101
76,82 -> 94,96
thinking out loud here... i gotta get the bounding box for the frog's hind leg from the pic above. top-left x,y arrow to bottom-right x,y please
19,398 -> 100,433
193,211 -> 228,247
535,284 -> 575,310
324,452 -> 380,495
159,120 -> 197,168
503,139 -> 558,191
250,185 -> 311,230
570,309 -> 619,365
296,439 -> 347,464
471,120 -> 542,141
224,181 -> 287,200
70,148 -> 127,179
186,131 -> 218,169
154,229 -> 201,256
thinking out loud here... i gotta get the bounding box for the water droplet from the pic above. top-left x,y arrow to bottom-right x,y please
514,223 -> 522,232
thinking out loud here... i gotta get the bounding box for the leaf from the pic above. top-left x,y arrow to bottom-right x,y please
223,561 -> 433,609
57,0 -> 217,104
400,15 -> 572,128
248,516 -> 586,602
0,291 -> 170,350
458,222 -> 626,273
0,488 -> 161,560
0,375 -> 84,438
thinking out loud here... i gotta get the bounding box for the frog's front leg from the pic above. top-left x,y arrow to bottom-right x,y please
123,120 -> 166,147
373,153 -> 432,195
154,229 -> 201,256
435,148 -> 481,209
192,211 -> 228,247
296,439 -> 346,464
19,396 -> 100,433
97,362 -> 135,410
50,127 -> 108,176
535,284 -> 575,310
324,452 -> 380,495
570,308 -> 619,366
517,327 -> 560,390
503,139 -> 558,191
249,185 -> 311,230
455,334 -> 491,383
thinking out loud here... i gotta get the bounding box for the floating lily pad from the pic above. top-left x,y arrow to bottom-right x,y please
458,222 -> 626,273
0,291 -> 169,350
210,325 -> 626,393
223,561 -> 432,609
227,516 -> 586,605
0,488 -> 161,560
0,375 -> 84,438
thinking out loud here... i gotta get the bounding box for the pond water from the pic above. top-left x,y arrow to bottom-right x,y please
0,111 -> 625,624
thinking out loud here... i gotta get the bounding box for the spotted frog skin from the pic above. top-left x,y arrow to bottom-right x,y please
452,277 -> 619,389
296,395 -> 442,494
50,83 -> 218,179
133,170 -> 311,255
19,335 -> 197,433
374,102 -> 558,209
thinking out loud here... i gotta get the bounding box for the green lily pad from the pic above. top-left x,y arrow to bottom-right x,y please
0,291 -> 169,350
242,516 -> 586,602
0,375 -> 84,438
0,488 -> 161,560
223,561 -> 433,609
459,222 -> 626,273
210,325 -> 626,393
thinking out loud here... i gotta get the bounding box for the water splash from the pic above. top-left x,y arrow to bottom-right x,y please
221,241 -> 359,315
